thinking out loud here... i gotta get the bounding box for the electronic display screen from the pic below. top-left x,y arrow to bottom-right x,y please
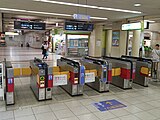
14,21 -> 46,30
65,21 -> 93,31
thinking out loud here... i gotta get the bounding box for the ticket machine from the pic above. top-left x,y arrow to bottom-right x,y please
30,58 -> 53,101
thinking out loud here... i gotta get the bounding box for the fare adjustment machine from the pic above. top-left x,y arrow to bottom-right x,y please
30,58 -> 53,101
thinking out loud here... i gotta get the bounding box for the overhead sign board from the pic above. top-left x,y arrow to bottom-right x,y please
14,21 -> 46,30
64,21 -> 94,31
122,22 -> 149,31
73,14 -> 90,21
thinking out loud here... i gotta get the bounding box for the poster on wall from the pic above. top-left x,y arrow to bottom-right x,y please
112,31 -> 120,46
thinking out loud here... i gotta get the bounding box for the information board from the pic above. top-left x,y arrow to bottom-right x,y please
14,21 -> 46,30
65,21 -> 93,31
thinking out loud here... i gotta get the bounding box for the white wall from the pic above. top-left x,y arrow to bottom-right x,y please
5,31 -> 45,48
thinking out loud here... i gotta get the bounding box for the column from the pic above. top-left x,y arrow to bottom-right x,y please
132,30 -> 141,57
0,13 -> 2,32
119,31 -> 127,56
106,30 -> 112,56
89,24 -> 103,57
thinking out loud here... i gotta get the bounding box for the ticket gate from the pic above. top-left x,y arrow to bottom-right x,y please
57,57 -> 85,96
121,56 -> 152,87
30,58 -> 53,101
80,56 -> 112,92
4,60 -> 15,105
103,56 -> 136,89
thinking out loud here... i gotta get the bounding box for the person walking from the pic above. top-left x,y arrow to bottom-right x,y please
41,41 -> 48,59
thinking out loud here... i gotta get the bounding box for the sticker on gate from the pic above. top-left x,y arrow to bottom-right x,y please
53,74 -> 67,86
85,72 -> 95,83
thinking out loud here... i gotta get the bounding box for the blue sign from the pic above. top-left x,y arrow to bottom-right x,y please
8,78 -> 13,84
80,66 -> 85,85
48,75 -> 53,80
93,99 -> 127,112
73,14 -> 90,21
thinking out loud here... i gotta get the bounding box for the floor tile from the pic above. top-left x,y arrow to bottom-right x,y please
15,115 -> 36,120
85,104 -> 100,112
0,111 -> 14,120
147,108 -> 160,118
35,112 -> 57,120
78,98 -> 94,105
119,114 -> 141,120
110,109 -> 130,117
78,113 -> 99,120
70,106 -> 90,116
54,108 -> 75,119
94,111 -> 116,120
32,105 -> 51,114
134,111 -> 157,120
14,108 -> 33,118
134,103 -> 154,110
49,103 -> 68,111
65,101 -> 83,108
124,105 -> 143,114
59,116 -> 79,120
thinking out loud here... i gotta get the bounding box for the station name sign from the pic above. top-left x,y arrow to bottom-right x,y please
122,22 -> 149,31
14,21 -> 46,30
64,21 -> 94,31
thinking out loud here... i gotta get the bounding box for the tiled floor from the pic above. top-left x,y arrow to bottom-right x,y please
0,47 -> 160,120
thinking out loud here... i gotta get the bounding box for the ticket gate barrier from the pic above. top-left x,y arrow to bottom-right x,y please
103,56 -> 136,89
80,56 -> 112,92
4,60 -> 15,105
30,58 -> 53,101
57,57 -> 85,96
121,56 -> 153,86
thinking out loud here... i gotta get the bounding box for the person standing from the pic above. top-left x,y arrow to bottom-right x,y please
152,44 -> 160,59
41,41 -> 48,59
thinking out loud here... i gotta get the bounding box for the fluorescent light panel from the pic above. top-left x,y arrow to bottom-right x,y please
34,0 -> 142,14
0,8 -> 107,20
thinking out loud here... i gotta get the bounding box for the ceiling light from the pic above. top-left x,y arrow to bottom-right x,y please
34,0 -> 142,14
134,3 -> 141,7
56,23 -> 58,27
90,16 -> 108,20
144,20 -> 155,23
0,8 -> 108,20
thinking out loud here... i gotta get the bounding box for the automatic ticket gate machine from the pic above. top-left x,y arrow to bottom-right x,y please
30,58 -> 53,101
5,60 -> 15,105
121,55 -> 152,87
80,56 -> 112,92
57,57 -> 85,96
103,56 -> 136,89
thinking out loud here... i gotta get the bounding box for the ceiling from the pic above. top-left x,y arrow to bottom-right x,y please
0,0 -> 160,31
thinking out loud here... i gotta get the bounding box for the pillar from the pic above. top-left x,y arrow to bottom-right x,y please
106,30 -> 112,56
132,30 -> 141,57
119,31 -> 128,56
89,24 -> 103,57
0,13 -> 2,32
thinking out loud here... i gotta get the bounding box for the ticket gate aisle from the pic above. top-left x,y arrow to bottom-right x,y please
121,56 -> 152,87
57,57 -> 85,96
4,60 -> 15,105
30,58 -> 53,101
80,56 -> 112,92
103,56 -> 136,89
